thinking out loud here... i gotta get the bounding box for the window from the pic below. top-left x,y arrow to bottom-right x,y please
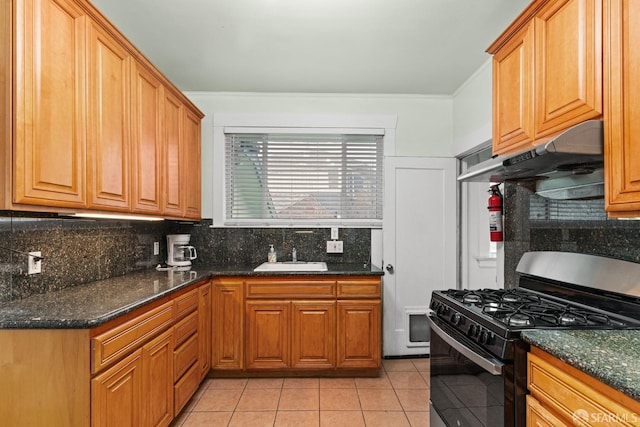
224,132 -> 383,226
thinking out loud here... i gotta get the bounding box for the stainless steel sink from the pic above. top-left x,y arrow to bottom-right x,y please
253,261 -> 328,272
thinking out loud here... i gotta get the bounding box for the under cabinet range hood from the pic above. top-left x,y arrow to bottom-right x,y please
457,121 -> 604,197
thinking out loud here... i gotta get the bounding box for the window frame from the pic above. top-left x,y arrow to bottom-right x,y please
212,114 -> 397,228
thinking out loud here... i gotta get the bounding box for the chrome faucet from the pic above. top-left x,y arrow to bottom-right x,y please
292,248 -> 297,263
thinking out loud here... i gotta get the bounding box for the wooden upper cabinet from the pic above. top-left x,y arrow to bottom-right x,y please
604,0 -> 640,216
13,0 -> 87,208
182,108 -> 202,219
87,20 -> 131,211
533,0 -> 603,138
162,90 -> 184,217
489,0 -> 603,155
492,22 -> 534,154
131,62 -> 163,214
4,0 -> 203,218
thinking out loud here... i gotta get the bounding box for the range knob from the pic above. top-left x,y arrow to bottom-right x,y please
479,329 -> 489,344
451,313 -> 462,326
467,324 -> 477,337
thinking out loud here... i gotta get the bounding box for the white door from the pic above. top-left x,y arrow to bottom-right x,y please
382,156 -> 457,356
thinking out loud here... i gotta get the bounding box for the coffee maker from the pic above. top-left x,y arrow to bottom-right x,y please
166,234 -> 197,270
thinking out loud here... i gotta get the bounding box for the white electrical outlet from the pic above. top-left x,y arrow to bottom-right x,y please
326,240 -> 344,253
153,242 -> 160,255
28,251 -> 42,275
331,227 -> 339,240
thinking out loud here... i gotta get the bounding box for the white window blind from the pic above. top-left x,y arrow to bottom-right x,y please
225,133 -> 383,225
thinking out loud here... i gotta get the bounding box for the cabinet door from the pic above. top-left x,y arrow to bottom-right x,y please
212,280 -> 244,370
198,282 -> 212,378
162,90 -> 183,217
131,62 -> 163,214
87,20 -> 130,211
91,350 -> 143,427
492,22 -> 534,155
142,329 -> 174,427
604,0 -> 640,215
14,0 -> 86,208
533,0 -> 602,138
336,300 -> 381,368
245,301 -> 290,369
291,301 -> 335,369
182,108 -> 201,219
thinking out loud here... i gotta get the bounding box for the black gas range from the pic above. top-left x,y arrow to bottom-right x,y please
428,251 -> 640,427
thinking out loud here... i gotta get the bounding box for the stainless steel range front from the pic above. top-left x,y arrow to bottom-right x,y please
428,251 -> 640,427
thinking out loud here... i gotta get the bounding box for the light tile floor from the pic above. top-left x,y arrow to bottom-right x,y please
170,357 -> 430,427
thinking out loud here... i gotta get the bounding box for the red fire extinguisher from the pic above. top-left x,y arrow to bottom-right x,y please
488,185 -> 504,242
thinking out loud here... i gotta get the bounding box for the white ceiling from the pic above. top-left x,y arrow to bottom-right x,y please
91,0 -> 529,95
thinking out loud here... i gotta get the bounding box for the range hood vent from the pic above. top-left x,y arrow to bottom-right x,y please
457,120 -> 604,200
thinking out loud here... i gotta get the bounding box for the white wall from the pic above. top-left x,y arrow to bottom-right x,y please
451,58 -> 493,156
184,92 -> 454,218
451,58 -> 501,289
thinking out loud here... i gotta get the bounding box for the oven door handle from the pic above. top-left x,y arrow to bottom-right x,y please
427,316 -> 504,375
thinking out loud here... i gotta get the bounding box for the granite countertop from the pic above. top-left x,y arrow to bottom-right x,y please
522,329 -> 640,401
0,263 -> 383,329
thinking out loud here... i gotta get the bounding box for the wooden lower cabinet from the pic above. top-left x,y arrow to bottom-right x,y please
527,395 -> 569,427
91,350 -> 144,427
198,282 -> 212,378
142,329 -> 174,427
245,301 -> 291,369
291,301 -> 335,369
336,300 -> 381,368
527,346 -> 640,426
0,280 -> 211,427
212,275 -> 382,373
90,280 -> 209,427
212,279 -> 244,369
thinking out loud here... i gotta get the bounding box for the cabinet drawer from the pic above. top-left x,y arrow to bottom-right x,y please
174,310 -> 198,347
528,350 -> 640,426
92,301 -> 174,374
526,395 -> 569,427
246,278 -> 335,299
174,332 -> 199,381
174,288 -> 199,320
337,278 -> 381,298
174,362 -> 200,416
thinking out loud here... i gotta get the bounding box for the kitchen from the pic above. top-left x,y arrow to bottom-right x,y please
2,0 -> 640,426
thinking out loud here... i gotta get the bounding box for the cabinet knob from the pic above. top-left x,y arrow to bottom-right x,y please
386,264 -> 394,274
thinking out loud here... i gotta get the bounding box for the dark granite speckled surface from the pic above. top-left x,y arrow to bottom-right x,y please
522,330 -> 640,401
0,263 -> 383,329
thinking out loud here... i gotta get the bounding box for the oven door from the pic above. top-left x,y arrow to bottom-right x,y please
428,315 -> 507,427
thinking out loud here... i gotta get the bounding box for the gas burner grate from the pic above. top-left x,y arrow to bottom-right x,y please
485,302 -> 618,328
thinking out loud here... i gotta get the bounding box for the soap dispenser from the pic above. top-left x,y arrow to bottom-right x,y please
268,245 -> 277,263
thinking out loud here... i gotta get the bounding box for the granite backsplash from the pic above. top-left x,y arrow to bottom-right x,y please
503,181 -> 640,287
0,212 -> 371,303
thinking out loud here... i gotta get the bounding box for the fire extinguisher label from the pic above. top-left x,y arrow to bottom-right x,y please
489,211 -> 503,232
